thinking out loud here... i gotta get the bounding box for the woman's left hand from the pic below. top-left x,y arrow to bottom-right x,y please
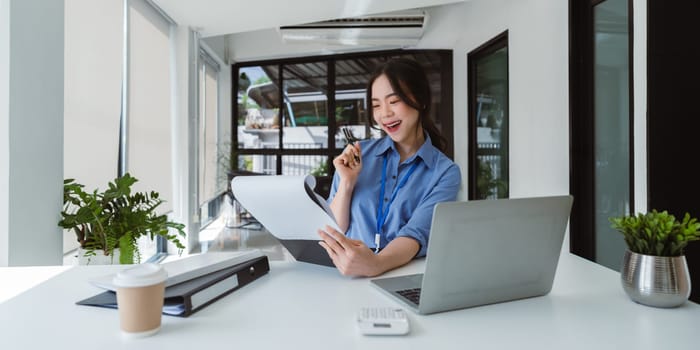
318,226 -> 382,277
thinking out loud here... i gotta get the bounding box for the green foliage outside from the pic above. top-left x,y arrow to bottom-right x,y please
237,72 -> 266,125
476,160 -> 507,199
253,76 -> 271,85
241,156 -> 253,171
240,95 -> 260,111
59,173 -> 185,264
217,141 -> 237,184
310,160 -> 330,177
610,210 -> 700,257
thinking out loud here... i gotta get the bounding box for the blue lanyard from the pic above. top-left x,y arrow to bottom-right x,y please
375,155 -> 420,238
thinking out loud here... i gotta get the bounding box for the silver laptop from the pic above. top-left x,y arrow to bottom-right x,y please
370,195 -> 573,315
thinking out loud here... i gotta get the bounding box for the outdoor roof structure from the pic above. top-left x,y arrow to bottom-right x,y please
246,51 -> 445,108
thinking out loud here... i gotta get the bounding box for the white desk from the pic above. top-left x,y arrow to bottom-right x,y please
1,253 -> 698,349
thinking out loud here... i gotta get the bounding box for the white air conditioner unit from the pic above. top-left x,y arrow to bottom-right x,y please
279,10 -> 427,46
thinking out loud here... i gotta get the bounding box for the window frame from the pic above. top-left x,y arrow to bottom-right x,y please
569,0 -> 635,261
467,31 -> 510,200
231,49 -> 454,198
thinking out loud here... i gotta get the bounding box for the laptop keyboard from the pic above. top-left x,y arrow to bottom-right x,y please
396,287 -> 422,305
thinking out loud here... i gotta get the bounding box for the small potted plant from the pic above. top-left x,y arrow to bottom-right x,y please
610,210 -> 700,307
59,173 -> 186,265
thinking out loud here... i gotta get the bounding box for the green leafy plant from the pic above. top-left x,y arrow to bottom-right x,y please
309,160 -> 332,198
59,173 -> 186,264
310,160 -> 330,177
217,141 -> 238,187
610,210 -> 700,257
476,160 -> 507,199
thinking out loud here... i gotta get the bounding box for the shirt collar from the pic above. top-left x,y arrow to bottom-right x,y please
375,135 -> 394,157
374,131 -> 437,169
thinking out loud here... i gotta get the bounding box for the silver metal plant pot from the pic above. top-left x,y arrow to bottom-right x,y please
621,250 -> 691,308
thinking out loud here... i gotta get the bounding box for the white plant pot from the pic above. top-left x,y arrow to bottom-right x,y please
77,248 -> 121,265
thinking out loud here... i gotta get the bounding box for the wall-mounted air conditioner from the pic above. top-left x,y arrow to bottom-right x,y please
278,10 -> 427,46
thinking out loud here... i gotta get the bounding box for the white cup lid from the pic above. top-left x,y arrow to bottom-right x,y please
113,263 -> 168,288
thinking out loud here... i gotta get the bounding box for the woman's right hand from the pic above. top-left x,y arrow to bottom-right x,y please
332,142 -> 362,186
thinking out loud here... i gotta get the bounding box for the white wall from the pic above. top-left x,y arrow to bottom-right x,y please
1,0 -> 10,266
448,0 -> 570,200
1,0 -> 64,266
632,0 -> 647,213
202,36 -> 227,62
429,0 -> 569,247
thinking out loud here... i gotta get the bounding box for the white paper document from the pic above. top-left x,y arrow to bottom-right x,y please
231,175 -> 341,240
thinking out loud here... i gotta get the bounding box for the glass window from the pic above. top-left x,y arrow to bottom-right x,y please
237,65 -> 281,174
569,0 -> 632,269
282,155 -> 327,176
468,33 -> 509,200
594,0 -> 630,270
282,62 -> 328,149
334,57 -> 381,145
234,50 -> 453,199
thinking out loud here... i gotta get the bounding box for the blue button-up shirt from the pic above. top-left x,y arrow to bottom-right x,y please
327,134 -> 461,257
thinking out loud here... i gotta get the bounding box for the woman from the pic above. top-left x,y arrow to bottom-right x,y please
318,58 -> 461,277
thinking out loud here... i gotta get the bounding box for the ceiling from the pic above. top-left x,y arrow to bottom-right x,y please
150,0 -> 467,37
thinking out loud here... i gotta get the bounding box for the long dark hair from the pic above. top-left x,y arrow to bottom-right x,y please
365,57 -> 447,152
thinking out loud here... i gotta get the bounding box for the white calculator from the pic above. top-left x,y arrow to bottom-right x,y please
356,307 -> 410,335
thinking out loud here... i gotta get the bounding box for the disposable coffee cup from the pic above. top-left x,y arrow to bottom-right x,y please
113,263 -> 168,338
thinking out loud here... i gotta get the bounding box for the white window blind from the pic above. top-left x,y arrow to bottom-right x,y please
128,0 -> 173,213
64,0 -> 122,195
64,0 -> 123,253
199,58 -> 220,206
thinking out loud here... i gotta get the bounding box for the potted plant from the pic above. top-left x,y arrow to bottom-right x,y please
59,173 -> 186,265
609,210 -> 700,307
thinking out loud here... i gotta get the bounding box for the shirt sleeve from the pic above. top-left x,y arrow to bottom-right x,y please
394,163 -> 462,257
326,171 -> 341,204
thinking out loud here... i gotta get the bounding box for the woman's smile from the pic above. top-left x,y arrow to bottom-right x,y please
383,120 -> 402,133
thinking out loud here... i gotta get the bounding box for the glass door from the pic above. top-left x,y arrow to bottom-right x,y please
468,32 -> 509,200
592,0 -> 631,270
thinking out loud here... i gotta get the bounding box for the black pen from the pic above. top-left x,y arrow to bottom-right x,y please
350,142 -> 361,163
342,128 -> 361,163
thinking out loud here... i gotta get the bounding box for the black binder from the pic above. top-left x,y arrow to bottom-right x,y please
77,255 -> 270,317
